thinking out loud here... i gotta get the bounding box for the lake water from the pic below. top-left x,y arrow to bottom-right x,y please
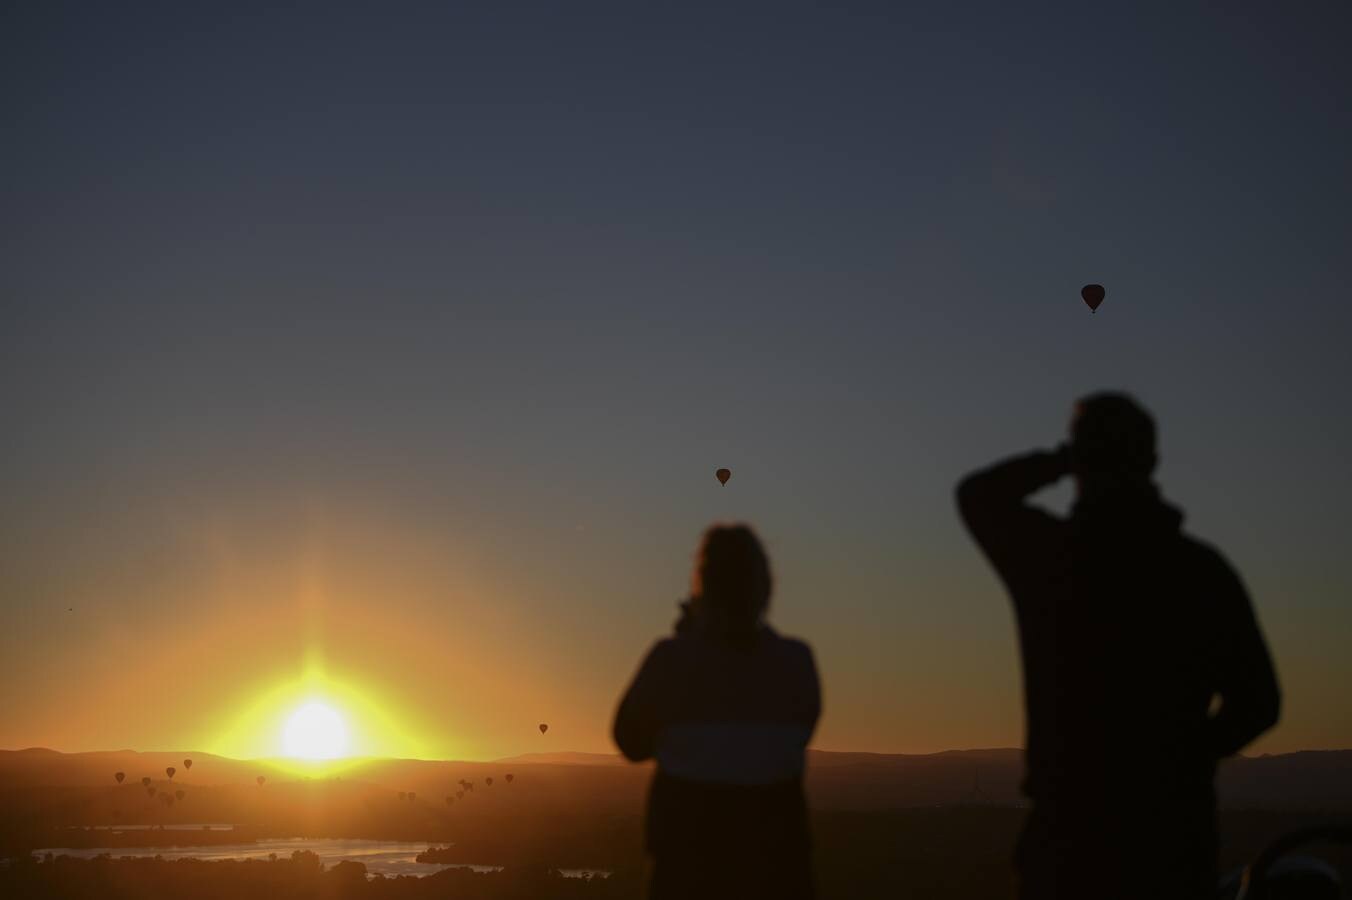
34,837 -> 609,879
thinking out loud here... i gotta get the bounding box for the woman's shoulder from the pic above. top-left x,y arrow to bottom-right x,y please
661,626 -> 816,673
760,625 -> 815,656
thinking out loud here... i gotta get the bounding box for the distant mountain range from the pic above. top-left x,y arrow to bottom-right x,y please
493,751 -> 627,767
3,746 -> 1350,811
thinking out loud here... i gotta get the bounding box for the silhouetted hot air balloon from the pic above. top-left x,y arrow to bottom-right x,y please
398,791 -> 406,801
1081,284 -> 1106,313
539,723 -> 548,734
485,777 -> 493,786
114,772 -> 125,784
716,468 -> 731,486
165,767 -> 175,780
505,773 -> 514,783
456,790 -> 464,800
408,792 -> 417,802
183,758 -> 192,771
175,790 -> 185,801
256,776 -> 266,786
141,777 -> 152,788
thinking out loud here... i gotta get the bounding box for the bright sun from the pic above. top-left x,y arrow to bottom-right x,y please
282,702 -> 349,759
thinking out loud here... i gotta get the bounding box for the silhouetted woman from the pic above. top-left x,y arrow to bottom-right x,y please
614,524 -> 821,900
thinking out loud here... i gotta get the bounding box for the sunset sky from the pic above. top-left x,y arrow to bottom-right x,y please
4,5 -> 1350,761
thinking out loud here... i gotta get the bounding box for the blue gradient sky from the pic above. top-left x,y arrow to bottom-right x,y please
3,4 -> 1349,757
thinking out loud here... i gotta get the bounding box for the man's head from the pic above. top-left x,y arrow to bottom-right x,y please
1069,392 -> 1157,486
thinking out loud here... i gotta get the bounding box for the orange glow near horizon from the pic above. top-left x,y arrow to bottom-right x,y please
0,504 -> 607,762
0,494 -> 1330,760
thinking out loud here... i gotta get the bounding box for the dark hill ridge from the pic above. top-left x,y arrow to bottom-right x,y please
2,747 -> 1349,811
493,752 -> 628,767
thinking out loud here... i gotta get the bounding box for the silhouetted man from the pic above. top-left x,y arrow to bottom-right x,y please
957,393 -> 1279,900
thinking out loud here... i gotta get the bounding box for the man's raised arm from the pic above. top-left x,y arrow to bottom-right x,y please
956,448 -> 1070,564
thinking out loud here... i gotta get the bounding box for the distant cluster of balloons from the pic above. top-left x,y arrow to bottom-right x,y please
116,759 -> 198,807
109,722 -> 550,816
442,772 -> 515,806
115,758 -> 274,811
112,743 -> 530,816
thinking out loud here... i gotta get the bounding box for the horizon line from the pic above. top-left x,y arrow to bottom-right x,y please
4,745 -> 1347,762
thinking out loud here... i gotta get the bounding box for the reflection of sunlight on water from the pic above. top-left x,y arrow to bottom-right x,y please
32,838 -> 610,879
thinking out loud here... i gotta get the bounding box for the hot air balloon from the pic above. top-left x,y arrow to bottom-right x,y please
1081,284 -> 1106,313
456,790 -> 464,799
398,791 -> 406,801
538,723 -> 548,734
716,468 -> 731,486
175,790 -> 185,801
257,776 -> 266,786
141,777 -> 152,788
485,777 -> 493,786
505,773 -> 514,784
114,772 -> 125,784
183,758 -> 192,771
165,767 -> 176,780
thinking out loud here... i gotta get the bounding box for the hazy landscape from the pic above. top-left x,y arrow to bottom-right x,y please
4,747 -> 1350,898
